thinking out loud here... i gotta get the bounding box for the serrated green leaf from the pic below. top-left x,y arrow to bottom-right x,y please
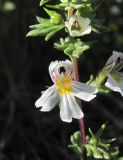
44,8 -> 62,24
40,0 -> 49,6
27,26 -> 53,36
29,23 -> 51,29
46,3 -> 69,10
45,26 -> 64,41
26,29 -> 44,37
36,16 -> 50,23
27,13 -> 65,40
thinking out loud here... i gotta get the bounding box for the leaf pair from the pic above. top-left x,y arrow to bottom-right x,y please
54,37 -> 90,58
27,9 -> 64,41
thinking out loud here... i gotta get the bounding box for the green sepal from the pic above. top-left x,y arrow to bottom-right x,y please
86,75 -> 95,85
40,0 -> 49,6
54,37 -> 91,58
98,86 -> 111,94
91,69 -> 112,95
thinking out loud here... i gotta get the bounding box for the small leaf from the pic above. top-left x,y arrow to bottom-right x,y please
26,29 -> 43,37
40,0 -> 49,6
45,25 -> 64,41
36,16 -> 50,23
27,26 -> 55,37
44,8 -> 62,24
29,23 -> 51,29
96,122 -> 108,138
86,144 -> 93,156
93,148 -> 103,159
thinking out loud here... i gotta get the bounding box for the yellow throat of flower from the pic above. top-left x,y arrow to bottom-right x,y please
56,76 -> 72,94
109,71 -> 122,83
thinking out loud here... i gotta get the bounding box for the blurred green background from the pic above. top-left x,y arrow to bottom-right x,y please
0,0 -> 123,159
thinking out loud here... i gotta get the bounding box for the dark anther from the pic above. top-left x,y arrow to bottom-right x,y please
116,57 -> 121,64
59,66 -> 66,74
71,20 -> 80,30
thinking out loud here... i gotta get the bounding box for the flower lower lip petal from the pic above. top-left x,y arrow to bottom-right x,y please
67,94 -> 84,119
72,81 -> 97,101
35,85 -> 59,111
105,75 -> 123,96
59,94 -> 72,122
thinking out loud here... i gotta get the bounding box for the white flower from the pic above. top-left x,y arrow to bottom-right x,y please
35,60 -> 97,122
105,51 -> 123,95
65,15 -> 91,37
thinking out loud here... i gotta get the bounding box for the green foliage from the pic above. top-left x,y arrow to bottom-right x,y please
68,131 -> 82,159
27,0 -> 108,57
86,123 -> 118,159
69,123 -> 122,160
47,0 -> 102,10
26,9 -> 64,41
54,37 -> 90,58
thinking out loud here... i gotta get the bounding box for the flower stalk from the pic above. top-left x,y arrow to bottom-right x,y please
71,58 -> 87,160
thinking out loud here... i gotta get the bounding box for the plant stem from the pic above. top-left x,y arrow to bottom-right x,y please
71,58 -> 87,160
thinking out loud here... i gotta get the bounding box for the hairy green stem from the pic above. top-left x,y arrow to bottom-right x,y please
71,58 -> 87,160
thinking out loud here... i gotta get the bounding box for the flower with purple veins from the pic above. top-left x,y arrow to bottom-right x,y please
35,60 -> 97,122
